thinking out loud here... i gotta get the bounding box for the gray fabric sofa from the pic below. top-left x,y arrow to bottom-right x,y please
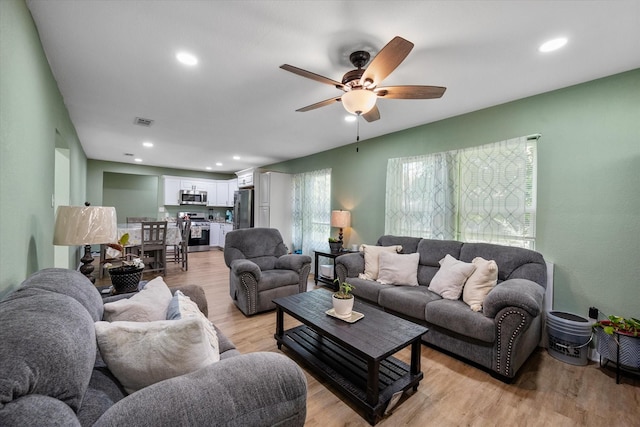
335,236 -> 547,380
0,268 -> 307,426
224,228 -> 312,316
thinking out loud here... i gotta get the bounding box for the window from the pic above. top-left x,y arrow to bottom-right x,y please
385,136 -> 538,249
292,168 -> 331,256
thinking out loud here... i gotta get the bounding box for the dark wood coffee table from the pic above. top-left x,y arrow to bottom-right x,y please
273,290 -> 428,425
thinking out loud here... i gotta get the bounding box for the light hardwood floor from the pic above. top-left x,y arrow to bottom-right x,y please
97,251 -> 640,426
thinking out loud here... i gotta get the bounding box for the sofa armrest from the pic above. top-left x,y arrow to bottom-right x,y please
483,278 -> 545,318
93,352 -> 307,427
334,252 -> 365,282
230,259 -> 262,282
276,254 -> 312,272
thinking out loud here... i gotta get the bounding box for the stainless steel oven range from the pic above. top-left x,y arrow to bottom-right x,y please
178,212 -> 210,252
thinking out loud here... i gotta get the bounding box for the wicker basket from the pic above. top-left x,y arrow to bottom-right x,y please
109,266 -> 143,294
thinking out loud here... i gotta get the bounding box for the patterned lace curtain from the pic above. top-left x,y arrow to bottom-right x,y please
458,136 -> 537,248
292,168 -> 331,256
385,152 -> 457,239
385,135 -> 538,248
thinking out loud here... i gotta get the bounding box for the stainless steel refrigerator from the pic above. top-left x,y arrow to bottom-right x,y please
233,189 -> 254,229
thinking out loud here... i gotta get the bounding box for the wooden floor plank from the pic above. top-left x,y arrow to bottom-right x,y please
96,250 -> 640,426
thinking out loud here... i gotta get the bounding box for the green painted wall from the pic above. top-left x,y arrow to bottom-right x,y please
0,0 -> 88,297
103,172 -> 159,223
86,160 -> 234,221
268,69 -> 640,319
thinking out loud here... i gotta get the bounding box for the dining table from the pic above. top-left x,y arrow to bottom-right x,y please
100,222 -> 183,276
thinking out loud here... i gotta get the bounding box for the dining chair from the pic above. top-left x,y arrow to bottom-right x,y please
173,218 -> 191,271
140,221 -> 168,276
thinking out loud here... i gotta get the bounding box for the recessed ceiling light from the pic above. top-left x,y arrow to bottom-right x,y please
205,166 -> 212,170
142,141 -> 153,148
233,155 -> 240,160
216,162 -> 223,166
344,115 -> 357,122
176,51 -> 198,66
539,37 -> 568,53
134,158 -> 142,163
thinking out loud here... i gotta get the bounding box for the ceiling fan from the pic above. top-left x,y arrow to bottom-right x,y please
280,36 -> 446,122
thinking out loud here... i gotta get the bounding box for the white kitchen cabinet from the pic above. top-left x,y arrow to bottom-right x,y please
255,172 -> 292,251
162,176 -> 182,205
209,222 -> 220,247
215,181 -> 229,206
180,179 -> 207,191
227,179 -> 238,206
218,223 -> 233,248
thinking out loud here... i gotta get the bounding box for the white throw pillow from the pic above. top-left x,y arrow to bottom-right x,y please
103,276 -> 173,322
428,254 -> 476,300
166,291 -> 220,356
359,244 -> 403,280
95,318 -> 219,394
376,252 -> 420,286
463,257 -> 498,312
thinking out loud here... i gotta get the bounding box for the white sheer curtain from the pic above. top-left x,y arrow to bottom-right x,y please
291,168 -> 331,256
457,136 -> 537,248
385,135 -> 538,248
385,152 -> 457,239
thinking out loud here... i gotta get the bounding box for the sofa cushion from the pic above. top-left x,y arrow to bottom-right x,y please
379,286 -> 441,321
463,257 -> 498,312
376,252 -> 420,286
459,243 -> 546,287
361,244 -> 403,280
103,276 -> 173,322
425,299 -> 496,343
428,254 -> 476,300
377,235 -> 422,254
95,317 -> 220,394
417,239 -> 464,268
0,281 -> 97,413
167,291 -> 220,356
17,268 -> 104,321
347,277 -> 392,304
258,269 -> 300,291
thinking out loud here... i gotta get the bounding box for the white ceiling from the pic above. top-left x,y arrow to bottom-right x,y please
26,1 -> 640,174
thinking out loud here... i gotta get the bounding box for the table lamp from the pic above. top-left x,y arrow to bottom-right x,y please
330,210 -> 351,242
53,203 -> 117,283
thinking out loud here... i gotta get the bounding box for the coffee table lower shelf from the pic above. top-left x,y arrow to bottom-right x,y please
276,324 -> 422,425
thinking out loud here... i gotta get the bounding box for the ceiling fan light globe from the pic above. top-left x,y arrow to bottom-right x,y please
341,89 -> 377,115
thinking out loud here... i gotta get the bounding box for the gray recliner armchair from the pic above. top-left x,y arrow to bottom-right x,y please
224,228 -> 312,316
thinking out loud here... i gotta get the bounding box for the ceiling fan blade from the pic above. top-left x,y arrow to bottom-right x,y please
360,36 -> 414,87
375,85 -> 446,99
280,64 -> 345,89
362,105 -> 380,122
296,96 -> 342,112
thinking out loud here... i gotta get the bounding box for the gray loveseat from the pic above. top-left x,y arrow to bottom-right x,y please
335,236 -> 547,380
0,268 -> 307,426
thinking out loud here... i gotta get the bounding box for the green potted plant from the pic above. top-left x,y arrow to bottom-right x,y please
328,237 -> 342,253
593,315 -> 640,374
332,280 -> 355,318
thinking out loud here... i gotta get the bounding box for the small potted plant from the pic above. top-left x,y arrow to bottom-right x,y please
103,233 -> 145,294
332,279 -> 355,318
328,237 -> 342,253
593,315 -> 640,373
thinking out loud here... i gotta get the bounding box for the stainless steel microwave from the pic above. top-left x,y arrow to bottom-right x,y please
179,189 -> 207,205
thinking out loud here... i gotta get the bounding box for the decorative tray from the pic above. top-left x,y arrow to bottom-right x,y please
325,308 -> 364,323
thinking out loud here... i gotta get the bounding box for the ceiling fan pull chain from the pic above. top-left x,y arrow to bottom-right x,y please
356,115 -> 360,152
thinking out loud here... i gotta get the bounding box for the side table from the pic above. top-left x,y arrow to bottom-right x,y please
314,250 -> 356,289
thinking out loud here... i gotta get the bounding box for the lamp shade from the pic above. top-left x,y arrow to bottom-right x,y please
53,206 -> 117,245
341,89 -> 377,115
330,210 -> 351,229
